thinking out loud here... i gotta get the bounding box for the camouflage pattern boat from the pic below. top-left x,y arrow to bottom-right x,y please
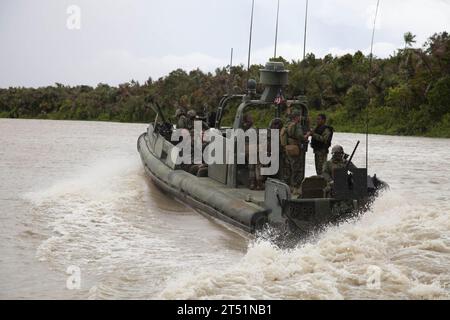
137,62 -> 387,237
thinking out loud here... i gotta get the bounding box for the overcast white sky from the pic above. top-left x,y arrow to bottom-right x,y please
0,0 -> 449,88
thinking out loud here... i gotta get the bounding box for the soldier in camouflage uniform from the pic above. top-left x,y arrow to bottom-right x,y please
280,111 -> 307,193
322,145 -> 358,184
307,114 -> 333,176
186,109 -> 197,131
267,118 -> 284,180
243,114 -> 263,190
185,109 -> 210,178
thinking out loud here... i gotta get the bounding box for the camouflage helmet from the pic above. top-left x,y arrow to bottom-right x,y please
269,118 -> 283,130
175,108 -> 186,118
187,110 -> 197,118
331,145 -> 344,154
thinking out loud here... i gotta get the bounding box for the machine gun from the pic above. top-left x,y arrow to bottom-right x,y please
342,140 -> 360,191
145,96 -> 167,123
145,97 -> 173,140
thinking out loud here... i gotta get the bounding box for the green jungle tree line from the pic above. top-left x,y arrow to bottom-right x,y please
1,32 -> 449,137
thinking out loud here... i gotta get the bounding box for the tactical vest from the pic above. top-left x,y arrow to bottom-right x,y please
281,122 -> 300,147
311,125 -> 334,151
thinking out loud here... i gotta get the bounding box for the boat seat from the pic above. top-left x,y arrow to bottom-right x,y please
300,176 -> 328,199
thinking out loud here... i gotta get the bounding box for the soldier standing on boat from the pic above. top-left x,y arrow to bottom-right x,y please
267,118 -> 284,180
243,114 -> 263,190
307,114 -> 334,175
280,110 -> 307,194
186,109 -> 197,131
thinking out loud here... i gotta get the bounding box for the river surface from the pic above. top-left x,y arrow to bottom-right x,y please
0,118 -> 449,300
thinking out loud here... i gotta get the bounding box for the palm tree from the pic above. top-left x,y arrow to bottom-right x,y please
404,32 -> 417,50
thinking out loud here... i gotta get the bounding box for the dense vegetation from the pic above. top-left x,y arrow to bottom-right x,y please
1,32 -> 449,137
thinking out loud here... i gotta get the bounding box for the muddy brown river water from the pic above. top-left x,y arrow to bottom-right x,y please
0,118 -> 449,299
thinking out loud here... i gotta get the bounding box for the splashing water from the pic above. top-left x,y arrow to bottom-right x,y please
24,157 -> 245,299
161,191 -> 450,300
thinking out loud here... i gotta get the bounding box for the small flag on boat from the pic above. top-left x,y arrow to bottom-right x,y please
274,89 -> 285,105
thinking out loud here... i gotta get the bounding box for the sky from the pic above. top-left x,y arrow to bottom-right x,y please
0,0 -> 449,88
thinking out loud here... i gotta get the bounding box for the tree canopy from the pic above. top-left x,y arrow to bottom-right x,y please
1,32 -> 449,138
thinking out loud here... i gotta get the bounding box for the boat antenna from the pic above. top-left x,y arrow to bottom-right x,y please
247,0 -> 255,72
302,0 -> 309,60
274,0 -> 280,58
230,47 -> 234,70
366,0 -> 380,171
228,47 -> 234,94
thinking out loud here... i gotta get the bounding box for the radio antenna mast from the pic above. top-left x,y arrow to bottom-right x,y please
247,0 -> 255,71
366,0 -> 381,170
228,48 -> 234,94
230,47 -> 234,70
302,0 -> 309,60
274,0 -> 280,58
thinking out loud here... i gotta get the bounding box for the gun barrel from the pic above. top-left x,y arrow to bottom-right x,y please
346,141 -> 360,170
154,101 -> 167,123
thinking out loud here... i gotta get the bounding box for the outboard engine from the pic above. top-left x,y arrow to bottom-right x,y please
368,175 -> 389,197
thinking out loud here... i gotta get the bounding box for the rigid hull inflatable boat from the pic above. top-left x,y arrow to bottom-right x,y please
137,62 -> 386,236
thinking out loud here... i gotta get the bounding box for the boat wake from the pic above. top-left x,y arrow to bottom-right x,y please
22,158 -> 450,300
24,157 -> 245,299
160,191 -> 450,300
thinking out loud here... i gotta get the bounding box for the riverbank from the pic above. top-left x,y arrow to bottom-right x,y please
310,108 -> 450,139
2,112 -> 449,139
